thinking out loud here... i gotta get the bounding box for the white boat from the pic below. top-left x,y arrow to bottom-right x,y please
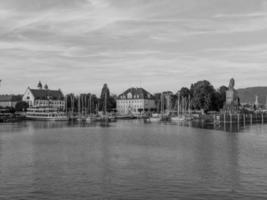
149,117 -> 161,122
26,107 -> 68,121
86,115 -> 98,123
145,113 -> 161,123
171,115 -> 185,122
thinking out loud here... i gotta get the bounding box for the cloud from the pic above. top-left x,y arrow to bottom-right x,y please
0,0 -> 267,95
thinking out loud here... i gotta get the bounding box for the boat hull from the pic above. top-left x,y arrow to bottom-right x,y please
171,116 -> 186,122
26,116 -> 69,121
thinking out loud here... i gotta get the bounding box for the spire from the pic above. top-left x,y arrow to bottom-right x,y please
37,81 -> 43,89
44,84 -> 48,90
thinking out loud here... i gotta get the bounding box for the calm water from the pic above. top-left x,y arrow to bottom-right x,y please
0,121 -> 267,200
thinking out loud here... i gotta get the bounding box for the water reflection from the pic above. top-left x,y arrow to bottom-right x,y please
99,129 -> 112,199
179,120 -> 246,133
0,121 -> 267,199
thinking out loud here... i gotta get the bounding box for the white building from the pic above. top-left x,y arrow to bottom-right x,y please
22,83 -> 65,110
116,87 -> 156,115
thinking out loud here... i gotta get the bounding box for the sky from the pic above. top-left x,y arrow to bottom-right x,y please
1,0 -> 267,95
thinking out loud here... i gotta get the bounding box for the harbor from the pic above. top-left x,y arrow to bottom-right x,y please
2,79 -> 267,133
1,0 -> 267,199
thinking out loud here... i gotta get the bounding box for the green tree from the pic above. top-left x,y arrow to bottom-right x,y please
15,101 -> 29,112
190,80 -> 217,112
217,85 -> 228,109
154,93 -> 162,113
180,87 -> 191,98
99,83 -> 115,113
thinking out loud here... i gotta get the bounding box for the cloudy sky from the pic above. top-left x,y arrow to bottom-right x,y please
1,0 -> 267,95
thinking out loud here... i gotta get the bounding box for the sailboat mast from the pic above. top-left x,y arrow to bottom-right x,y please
88,95 -> 91,115
177,92 -> 180,116
161,93 -> 164,114
72,95 -> 74,116
189,95 -> 191,115
104,92 -> 107,115
78,95 -> 81,118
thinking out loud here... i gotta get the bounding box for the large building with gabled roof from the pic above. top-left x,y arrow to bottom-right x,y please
22,82 -> 65,109
116,87 -> 156,115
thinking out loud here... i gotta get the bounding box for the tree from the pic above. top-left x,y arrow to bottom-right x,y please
217,85 -> 228,109
190,80 -> 217,112
109,95 -> 117,112
179,87 -> 191,98
66,93 -> 77,112
44,84 -> 49,90
154,93 -> 162,113
99,83 -> 115,113
15,101 -> 29,112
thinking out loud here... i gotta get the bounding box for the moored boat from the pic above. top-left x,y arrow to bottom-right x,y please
171,115 -> 185,122
146,113 -> 161,122
26,107 -> 68,121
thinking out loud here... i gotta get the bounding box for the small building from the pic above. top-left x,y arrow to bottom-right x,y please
22,82 -> 65,109
116,87 -> 156,115
0,95 -> 22,108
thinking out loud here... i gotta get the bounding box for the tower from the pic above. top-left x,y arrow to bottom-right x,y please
44,84 -> 48,90
37,81 -> 43,89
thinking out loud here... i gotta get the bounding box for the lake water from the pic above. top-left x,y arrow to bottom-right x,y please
0,120 -> 267,200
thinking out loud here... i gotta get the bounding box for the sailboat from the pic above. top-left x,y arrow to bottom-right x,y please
98,92 -> 116,122
86,95 -> 97,123
171,92 -> 185,122
77,95 -> 87,122
185,95 -> 194,121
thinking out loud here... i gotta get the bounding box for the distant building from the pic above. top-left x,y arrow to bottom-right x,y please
22,82 -> 65,109
116,87 -> 156,115
0,95 -> 22,108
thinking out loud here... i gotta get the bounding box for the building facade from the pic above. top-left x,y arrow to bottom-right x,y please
0,95 -> 22,108
116,87 -> 156,115
22,83 -> 65,110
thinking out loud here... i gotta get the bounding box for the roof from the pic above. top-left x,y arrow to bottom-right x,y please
118,87 -> 154,99
0,95 -> 22,102
29,89 -> 64,100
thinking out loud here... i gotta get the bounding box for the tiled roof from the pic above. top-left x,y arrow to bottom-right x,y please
0,95 -> 22,102
30,89 -> 64,100
118,87 -> 154,99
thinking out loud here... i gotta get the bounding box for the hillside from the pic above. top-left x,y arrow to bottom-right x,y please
237,87 -> 267,105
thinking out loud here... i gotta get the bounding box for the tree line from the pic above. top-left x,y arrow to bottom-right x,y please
154,80 -> 228,113
181,80 -> 228,113
65,83 -> 116,113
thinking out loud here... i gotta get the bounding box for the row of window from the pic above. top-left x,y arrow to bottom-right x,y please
117,105 -> 143,109
120,94 -> 140,99
35,101 -> 65,105
118,100 -> 145,104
